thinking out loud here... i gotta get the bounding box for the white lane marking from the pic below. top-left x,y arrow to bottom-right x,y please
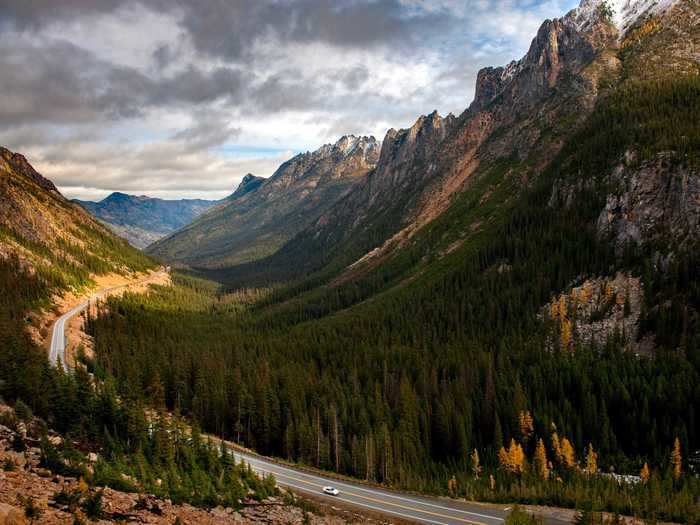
233,451 -> 504,523
259,471 -> 449,525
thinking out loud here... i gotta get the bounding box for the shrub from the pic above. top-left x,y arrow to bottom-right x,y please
14,399 -> 32,423
506,506 -> 544,525
81,490 -> 103,520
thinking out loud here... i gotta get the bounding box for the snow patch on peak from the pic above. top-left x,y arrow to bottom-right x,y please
571,0 -> 679,35
333,135 -> 380,158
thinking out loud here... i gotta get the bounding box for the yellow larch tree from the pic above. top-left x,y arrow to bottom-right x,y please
551,425 -> 563,466
498,446 -> 510,471
671,437 -> 682,481
640,462 -> 650,483
534,438 -> 549,480
560,318 -> 572,350
499,439 -> 526,475
579,283 -> 589,305
519,410 -> 534,444
585,443 -> 598,475
559,295 -> 568,319
561,437 -> 576,469
604,281 -> 614,302
447,476 -> 457,495
550,300 -> 560,320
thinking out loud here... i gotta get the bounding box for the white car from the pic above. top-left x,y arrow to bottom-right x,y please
322,486 -> 340,496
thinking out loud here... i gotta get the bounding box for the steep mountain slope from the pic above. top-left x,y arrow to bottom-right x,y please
147,135 -> 380,268
0,146 -> 154,290
75,192 -> 223,249
215,0 -> 624,287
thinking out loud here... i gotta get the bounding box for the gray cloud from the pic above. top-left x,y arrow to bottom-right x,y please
1,1 -> 454,59
0,0 -> 578,200
0,33 -> 248,125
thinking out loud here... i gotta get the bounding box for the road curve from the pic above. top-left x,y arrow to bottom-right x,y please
48,272 -> 166,369
228,447 -> 566,525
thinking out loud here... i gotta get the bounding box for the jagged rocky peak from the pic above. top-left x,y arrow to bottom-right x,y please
0,146 -> 60,194
329,135 -> 381,164
469,0 -> 626,112
240,173 -> 263,186
572,0 -> 681,35
298,135 -> 381,165
379,110 -> 456,166
231,172 -> 266,199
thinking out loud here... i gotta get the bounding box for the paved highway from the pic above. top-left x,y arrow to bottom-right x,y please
48,299 -> 92,369
229,447 -> 523,525
48,272 -> 166,369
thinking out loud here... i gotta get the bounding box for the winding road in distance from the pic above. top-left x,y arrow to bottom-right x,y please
48,271 -> 167,369
47,276 -> 571,525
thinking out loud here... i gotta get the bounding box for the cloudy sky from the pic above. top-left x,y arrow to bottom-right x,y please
0,0 -> 578,201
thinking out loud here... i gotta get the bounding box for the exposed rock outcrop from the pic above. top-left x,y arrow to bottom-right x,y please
0,147 -> 59,195
229,174 -> 266,200
544,273 -> 649,354
597,153 -> 700,252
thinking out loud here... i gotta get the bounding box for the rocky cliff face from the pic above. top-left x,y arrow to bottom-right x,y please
147,135 -> 380,268
152,0 -> 696,294
597,152 -> 700,252
238,0 -> 622,284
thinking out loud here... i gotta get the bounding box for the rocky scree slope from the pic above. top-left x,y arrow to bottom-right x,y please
147,135 -> 380,268
75,192 -> 223,249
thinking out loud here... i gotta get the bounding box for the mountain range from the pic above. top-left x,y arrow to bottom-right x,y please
147,135 -> 379,267
74,192 -> 226,249
150,0 -> 698,292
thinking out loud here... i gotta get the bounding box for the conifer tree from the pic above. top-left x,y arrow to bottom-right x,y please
470,449 -> 481,479
561,438 -> 576,470
534,439 -> 549,480
640,462 -> 650,483
519,411 -> 534,445
585,443 -> 597,475
551,426 -> 563,466
670,437 -> 682,481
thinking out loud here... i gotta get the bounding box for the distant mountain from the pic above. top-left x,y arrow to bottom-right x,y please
0,146 -> 154,288
75,192 -> 226,249
147,135 -> 380,268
